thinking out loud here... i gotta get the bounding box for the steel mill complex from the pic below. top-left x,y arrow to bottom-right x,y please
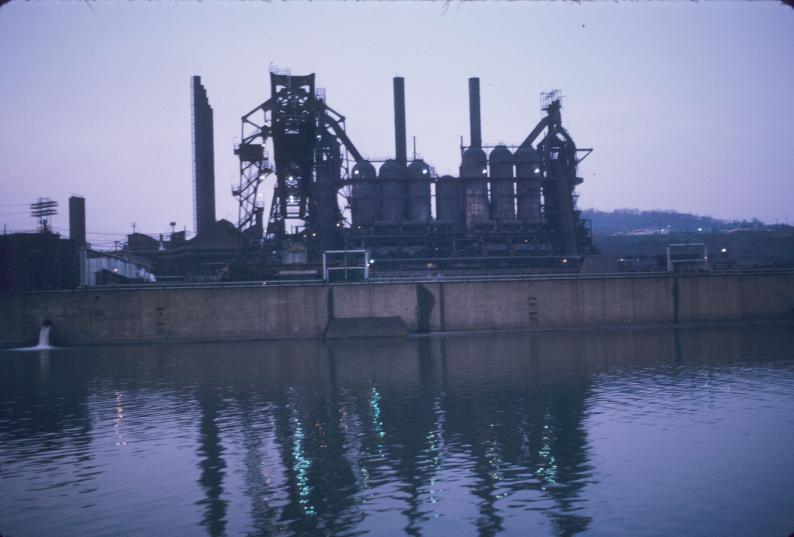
177,69 -> 595,280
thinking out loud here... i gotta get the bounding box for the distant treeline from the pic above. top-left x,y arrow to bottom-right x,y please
582,208 -> 763,236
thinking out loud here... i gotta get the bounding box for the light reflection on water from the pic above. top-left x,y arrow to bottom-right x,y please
1,325 -> 794,536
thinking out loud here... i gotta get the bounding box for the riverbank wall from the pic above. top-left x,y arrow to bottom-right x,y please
2,271 -> 793,347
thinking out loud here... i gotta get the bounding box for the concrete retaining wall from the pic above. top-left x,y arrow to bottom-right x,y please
2,272 -> 793,347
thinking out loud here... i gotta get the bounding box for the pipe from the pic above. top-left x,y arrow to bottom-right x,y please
468,77 -> 482,148
393,77 -> 407,165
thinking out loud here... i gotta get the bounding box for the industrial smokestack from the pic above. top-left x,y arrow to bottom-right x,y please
468,77 -> 482,148
68,196 -> 86,247
191,76 -> 216,237
393,77 -> 407,165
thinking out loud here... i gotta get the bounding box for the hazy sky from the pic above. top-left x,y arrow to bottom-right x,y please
1,2 -> 792,246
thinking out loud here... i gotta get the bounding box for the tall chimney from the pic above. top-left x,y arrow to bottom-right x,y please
68,196 -> 86,247
393,77 -> 407,165
191,76 -> 216,237
468,77 -> 482,148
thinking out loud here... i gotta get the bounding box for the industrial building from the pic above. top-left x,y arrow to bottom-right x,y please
0,196 -> 154,290
194,68 -> 592,279
1,71 -> 594,286
115,69 -> 595,281
6,72 -> 791,289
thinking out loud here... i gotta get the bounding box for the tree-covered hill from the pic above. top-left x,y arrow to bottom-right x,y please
581,208 -> 763,236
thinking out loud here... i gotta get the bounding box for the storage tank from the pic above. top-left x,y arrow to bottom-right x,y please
460,147 -> 489,229
515,146 -> 543,223
379,159 -> 406,222
436,175 -> 463,230
406,159 -> 431,222
489,145 -> 515,222
350,160 -> 378,227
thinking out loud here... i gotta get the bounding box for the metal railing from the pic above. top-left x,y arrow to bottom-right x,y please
22,266 -> 791,294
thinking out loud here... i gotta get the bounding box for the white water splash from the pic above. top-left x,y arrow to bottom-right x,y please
13,324 -> 55,351
36,325 -> 52,348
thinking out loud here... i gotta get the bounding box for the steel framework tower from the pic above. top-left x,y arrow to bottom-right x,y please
514,91 -> 592,256
233,69 -> 365,255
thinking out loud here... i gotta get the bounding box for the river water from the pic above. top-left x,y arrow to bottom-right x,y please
1,324 -> 793,537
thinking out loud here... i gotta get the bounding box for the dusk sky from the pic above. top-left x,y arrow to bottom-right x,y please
1,2 -> 792,246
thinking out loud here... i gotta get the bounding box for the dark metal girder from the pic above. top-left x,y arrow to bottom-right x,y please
323,112 -> 364,164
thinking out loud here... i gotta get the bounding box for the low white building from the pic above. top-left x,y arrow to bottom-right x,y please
80,249 -> 155,286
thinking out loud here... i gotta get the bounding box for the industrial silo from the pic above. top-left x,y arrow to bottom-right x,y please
460,147 -> 489,229
406,159 -> 431,222
379,159 -> 406,222
436,175 -> 463,230
515,146 -> 543,223
489,145 -> 515,223
350,160 -> 378,227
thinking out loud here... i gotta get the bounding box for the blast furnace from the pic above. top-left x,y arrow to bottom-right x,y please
225,68 -> 593,276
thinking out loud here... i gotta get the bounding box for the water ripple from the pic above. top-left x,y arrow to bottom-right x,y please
1,325 -> 793,536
